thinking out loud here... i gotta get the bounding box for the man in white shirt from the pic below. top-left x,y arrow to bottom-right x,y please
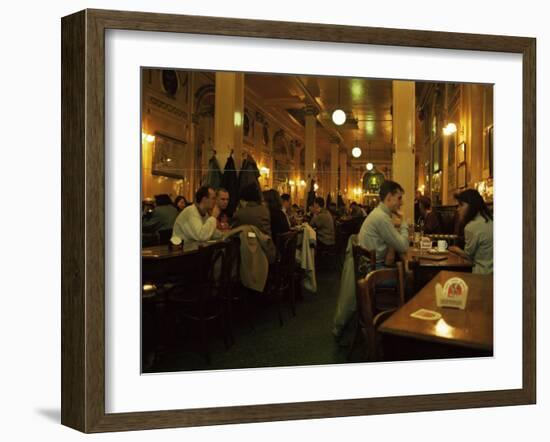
172,186 -> 221,242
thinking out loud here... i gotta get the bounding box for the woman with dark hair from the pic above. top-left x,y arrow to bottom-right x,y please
174,195 -> 188,212
262,189 -> 290,243
232,183 -> 271,236
448,188 -> 493,274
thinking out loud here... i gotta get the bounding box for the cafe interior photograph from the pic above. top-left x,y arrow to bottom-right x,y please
141,68 -> 494,373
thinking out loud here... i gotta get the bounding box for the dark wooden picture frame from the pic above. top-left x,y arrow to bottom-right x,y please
61,9 -> 536,433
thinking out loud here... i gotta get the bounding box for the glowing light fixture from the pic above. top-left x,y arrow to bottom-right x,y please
313,183 -> 319,191
443,122 -> 457,136
300,179 -> 306,186
366,162 -> 374,171
351,146 -> 362,158
331,78 -> 346,126
260,166 -> 270,177
332,109 -> 346,125
142,132 -> 156,143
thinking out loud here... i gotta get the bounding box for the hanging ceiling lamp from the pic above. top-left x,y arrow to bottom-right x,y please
332,78 -> 346,126
352,138 -> 362,158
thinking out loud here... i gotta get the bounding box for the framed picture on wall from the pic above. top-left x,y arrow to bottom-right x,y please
151,132 -> 187,179
448,133 -> 457,192
457,141 -> 466,164
457,162 -> 467,188
61,8 -> 536,433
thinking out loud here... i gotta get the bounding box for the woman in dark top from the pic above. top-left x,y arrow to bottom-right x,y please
174,195 -> 188,212
262,189 -> 290,244
418,196 -> 442,234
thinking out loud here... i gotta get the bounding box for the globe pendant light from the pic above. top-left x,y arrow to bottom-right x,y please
352,138 -> 362,158
332,78 -> 346,126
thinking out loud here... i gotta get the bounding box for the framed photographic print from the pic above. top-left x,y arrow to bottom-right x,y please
150,133 -> 187,179
457,162 -> 467,188
458,141 -> 466,164
61,9 -> 536,433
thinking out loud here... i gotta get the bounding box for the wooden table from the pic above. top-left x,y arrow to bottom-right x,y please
142,240 -> 224,282
404,247 -> 472,294
379,271 -> 493,359
405,247 -> 472,269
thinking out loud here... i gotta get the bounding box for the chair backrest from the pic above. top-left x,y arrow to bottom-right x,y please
351,234 -> 376,280
275,231 -> 299,284
221,236 -> 240,286
196,241 -> 227,291
157,228 -> 173,245
356,261 -> 405,360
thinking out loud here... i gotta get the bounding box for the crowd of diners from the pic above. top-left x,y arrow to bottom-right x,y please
143,180 -> 493,339
142,182 -> 340,251
143,182 -> 493,271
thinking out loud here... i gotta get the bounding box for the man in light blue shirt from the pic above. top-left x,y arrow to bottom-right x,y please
357,180 -> 409,264
333,180 -> 409,338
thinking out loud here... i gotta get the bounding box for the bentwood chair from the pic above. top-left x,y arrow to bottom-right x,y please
351,235 -> 376,281
168,241 -> 230,364
268,230 -> 299,326
348,262 -> 405,362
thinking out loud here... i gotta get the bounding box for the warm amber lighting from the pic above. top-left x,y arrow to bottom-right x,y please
443,122 -> 457,136
351,147 -> 362,158
234,111 -> 242,127
366,162 -> 374,171
300,180 -> 306,186
142,132 -> 156,143
289,180 -> 295,186
260,166 -> 270,177
313,183 -> 319,191
332,109 -> 346,125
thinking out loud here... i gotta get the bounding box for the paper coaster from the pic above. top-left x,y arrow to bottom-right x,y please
410,308 -> 442,321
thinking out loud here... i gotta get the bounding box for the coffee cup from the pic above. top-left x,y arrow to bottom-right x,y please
437,240 -> 448,252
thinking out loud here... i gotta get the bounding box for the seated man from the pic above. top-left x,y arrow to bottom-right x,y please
310,196 -> 335,248
332,180 -> 409,339
357,180 -> 409,266
216,187 -> 231,231
172,186 -> 221,242
418,196 -> 441,234
280,193 -> 293,226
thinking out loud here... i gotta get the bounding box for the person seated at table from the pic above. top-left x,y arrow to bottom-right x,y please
215,188 -> 232,231
280,193 -> 295,226
448,188 -> 493,274
232,183 -> 272,237
309,196 -> 335,248
332,181 -> 409,339
172,186 -> 221,243
174,195 -> 189,213
263,189 -> 290,247
350,201 -> 367,218
418,196 -> 441,234
142,194 -> 179,235
357,180 -> 409,267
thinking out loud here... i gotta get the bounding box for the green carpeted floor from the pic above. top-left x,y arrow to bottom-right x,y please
145,264 -> 364,374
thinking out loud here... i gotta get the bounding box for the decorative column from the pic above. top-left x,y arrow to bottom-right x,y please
339,150 -> 348,201
304,105 -> 318,181
214,72 -> 244,170
392,80 -> 416,223
330,138 -> 340,199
